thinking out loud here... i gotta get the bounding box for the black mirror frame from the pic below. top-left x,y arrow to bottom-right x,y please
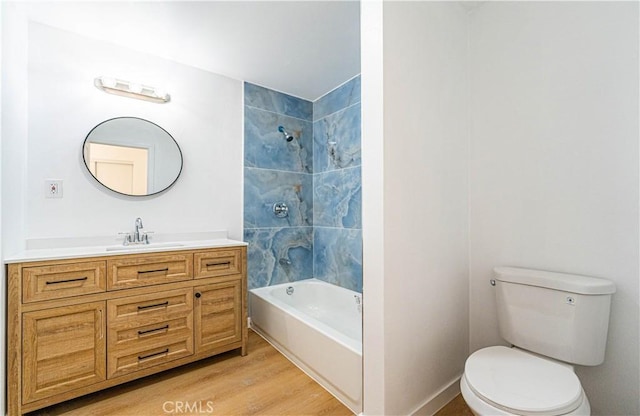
82,117 -> 184,197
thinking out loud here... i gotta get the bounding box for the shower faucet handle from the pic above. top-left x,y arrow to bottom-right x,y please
273,202 -> 289,218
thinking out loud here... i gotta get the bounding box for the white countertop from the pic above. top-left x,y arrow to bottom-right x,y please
4,231 -> 247,263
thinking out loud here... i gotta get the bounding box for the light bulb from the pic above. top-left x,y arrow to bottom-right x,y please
129,82 -> 143,94
101,76 -> 116,88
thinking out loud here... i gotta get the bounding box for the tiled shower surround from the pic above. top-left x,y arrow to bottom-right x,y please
244,76 -> 362,292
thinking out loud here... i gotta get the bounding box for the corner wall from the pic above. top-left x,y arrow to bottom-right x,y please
243,78 -> 363,292
361,1 -> 385,413
1,5 -> 29,412
313,76 -> 362,292
379,2 -> 470,414
468,3 -> 639,414
1,3 -> 27,258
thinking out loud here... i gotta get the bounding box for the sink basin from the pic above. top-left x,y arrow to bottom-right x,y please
105,242 -> 184,252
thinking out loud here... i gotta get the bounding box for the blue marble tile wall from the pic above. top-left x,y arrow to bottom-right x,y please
313,76 -> 362,292
244,83 -> 314,289
244,76 -> 362,293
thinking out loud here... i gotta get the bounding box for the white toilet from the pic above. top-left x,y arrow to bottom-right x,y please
461,267 -> 616,416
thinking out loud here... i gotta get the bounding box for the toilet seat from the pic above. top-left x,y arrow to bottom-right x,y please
464,346 -> 584,416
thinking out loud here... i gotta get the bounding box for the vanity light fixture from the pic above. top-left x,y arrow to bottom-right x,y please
94,76 -> 171,103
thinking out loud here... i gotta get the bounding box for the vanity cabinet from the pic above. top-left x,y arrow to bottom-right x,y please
7,245 -> 247,415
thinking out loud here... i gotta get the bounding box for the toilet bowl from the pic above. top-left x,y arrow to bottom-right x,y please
460,346 -> 590,416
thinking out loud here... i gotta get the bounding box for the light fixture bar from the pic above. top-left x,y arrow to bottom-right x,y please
94,76 -> 171,104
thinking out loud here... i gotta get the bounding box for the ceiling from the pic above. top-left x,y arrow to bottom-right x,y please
21,1 -> 361,101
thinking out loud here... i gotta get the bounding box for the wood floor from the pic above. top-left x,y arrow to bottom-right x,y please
29,330 -> 352,416
435,394 -> 474,416
28,328 -> 472,416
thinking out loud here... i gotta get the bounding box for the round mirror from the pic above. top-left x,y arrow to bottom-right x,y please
83,117 -> 183,196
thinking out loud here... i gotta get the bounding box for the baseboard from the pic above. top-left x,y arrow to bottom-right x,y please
410,375 -> 462,416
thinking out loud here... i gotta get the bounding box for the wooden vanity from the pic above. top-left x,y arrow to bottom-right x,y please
6,243 -> 247,415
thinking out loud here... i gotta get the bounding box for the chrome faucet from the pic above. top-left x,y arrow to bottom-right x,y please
120,217 -> 151,245
134,217 -> 144,243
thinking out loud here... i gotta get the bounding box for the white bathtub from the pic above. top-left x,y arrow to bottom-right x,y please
249,278 -> 362,413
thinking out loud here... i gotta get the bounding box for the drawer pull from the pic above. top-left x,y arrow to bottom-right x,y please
137,301 -> 169,310
137,268 -> 169,275
206,261 -> 231,267
138,348 -> 169,361
138,325 -> 169,336
45,276 -> 88,285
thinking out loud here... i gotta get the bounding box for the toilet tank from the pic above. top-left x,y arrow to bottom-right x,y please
494,267 -> 616,366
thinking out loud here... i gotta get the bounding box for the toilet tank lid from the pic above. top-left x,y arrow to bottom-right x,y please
494,267 -> 616,295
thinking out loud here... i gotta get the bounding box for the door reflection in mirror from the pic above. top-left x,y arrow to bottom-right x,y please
87,143 -> 149,195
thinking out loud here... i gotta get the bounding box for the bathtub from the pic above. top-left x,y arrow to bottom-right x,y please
249,279 -> 362,413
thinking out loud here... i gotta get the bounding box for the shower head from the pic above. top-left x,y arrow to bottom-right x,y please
278,125 -> 294,142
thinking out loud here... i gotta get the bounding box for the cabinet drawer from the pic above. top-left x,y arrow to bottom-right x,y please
22,261 -> 106,303
107,338 -> 193,379
194,249 -> 242,279
107,253 -> 192,290
107,288 -> 193,328
110,316 -> 192,348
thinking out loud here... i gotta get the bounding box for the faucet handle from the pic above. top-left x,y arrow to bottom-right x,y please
118,232 -> 132,245
141,231 -> 154,244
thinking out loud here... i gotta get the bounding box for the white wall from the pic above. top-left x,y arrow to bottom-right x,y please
1,3 -> 28,258
468,3 -> 639,415
364,2 -> 469,414
1,3 -> 29,413
361,1 -> 385,414
22,23 -> 243,246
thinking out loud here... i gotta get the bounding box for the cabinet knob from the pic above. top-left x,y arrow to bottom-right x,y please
195,292 -> 201,298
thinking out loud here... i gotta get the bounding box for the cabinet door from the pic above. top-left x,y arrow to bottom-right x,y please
194,280 -> 242,353
22,301 -> 106,404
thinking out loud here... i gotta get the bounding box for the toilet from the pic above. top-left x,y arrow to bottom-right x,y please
461,267 -> 616,416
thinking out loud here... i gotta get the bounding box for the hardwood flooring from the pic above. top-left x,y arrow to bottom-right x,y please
27,328 -> 472,416
29,330 -> 352,416
435,394 -> 474,416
